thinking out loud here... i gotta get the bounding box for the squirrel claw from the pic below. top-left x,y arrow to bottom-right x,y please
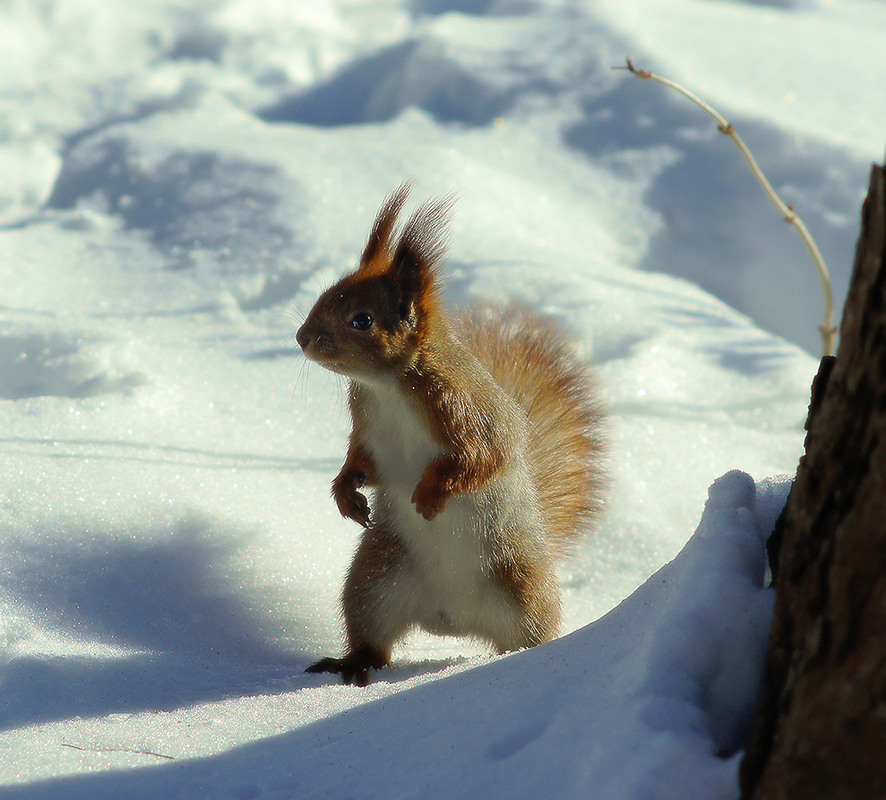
348,500 -> 372,528
304,657 -> 343,674
334,486 -> 372,528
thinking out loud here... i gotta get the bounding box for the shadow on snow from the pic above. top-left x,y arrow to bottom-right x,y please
1,517 -> 318,731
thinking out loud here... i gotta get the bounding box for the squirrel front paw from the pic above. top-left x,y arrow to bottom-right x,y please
411,479 -> 449,520
332,472 -> 372,527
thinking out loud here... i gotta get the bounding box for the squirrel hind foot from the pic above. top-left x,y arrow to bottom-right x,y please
305,656 -> 374,686
305,646 -> 389,687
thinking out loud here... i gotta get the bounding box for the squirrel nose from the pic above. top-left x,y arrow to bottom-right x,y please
296,325 -> 311,350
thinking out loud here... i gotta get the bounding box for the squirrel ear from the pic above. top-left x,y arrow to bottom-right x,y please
359,183 -> 412,271
391,252 -> 423,323
390,195 -> 452,321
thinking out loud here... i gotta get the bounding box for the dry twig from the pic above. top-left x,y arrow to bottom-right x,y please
60,742 -> 176,760
614,57 -> 837,357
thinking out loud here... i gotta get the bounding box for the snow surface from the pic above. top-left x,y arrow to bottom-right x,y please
0,0 -> 881,797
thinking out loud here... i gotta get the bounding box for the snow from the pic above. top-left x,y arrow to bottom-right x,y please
0,0 -> 881,796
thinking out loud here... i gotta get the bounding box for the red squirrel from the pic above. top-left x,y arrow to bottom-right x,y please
297,186 -> 606,685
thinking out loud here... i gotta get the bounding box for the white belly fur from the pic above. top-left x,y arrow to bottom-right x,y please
360,379 -> 542,643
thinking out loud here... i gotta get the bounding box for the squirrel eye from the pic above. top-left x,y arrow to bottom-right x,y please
349,312 -> 374,331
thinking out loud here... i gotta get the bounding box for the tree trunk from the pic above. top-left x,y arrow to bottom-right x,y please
740,162 -> 886,799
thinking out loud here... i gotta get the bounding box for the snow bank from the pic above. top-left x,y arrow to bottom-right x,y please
0,473 -> 788,799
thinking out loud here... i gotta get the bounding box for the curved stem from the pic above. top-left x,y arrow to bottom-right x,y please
614,58 -> 836,356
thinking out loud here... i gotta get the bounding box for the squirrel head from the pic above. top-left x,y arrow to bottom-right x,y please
297,185 -> 452,380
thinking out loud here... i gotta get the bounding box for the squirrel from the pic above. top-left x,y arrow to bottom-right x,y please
297,185 -> 606,685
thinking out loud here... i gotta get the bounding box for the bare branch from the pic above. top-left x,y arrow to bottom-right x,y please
613,58 -> 837,357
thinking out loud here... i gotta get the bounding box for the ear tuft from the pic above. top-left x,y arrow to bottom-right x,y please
359,182 -> 412,270
397,195 -> 453,273
390,194 -> 454,314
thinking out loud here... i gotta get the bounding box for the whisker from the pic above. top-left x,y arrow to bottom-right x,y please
290,357 -> 310,414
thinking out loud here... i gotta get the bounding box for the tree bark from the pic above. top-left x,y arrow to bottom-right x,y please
740,162 -> 886,799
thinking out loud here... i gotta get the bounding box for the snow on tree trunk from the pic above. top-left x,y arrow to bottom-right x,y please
740,162 -> 886,800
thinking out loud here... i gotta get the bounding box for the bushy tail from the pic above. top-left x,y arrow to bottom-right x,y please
458,305 -> 606,553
